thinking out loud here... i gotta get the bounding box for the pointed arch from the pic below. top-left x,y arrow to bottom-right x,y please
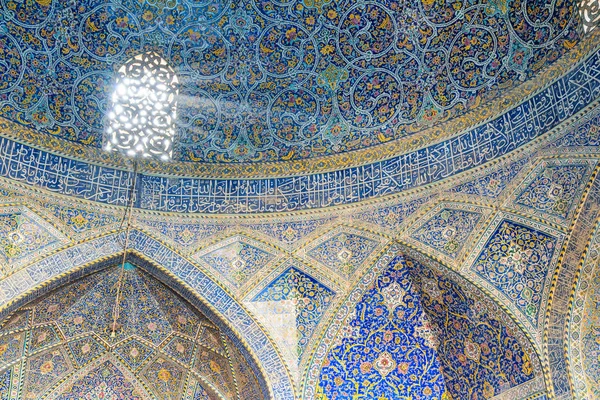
0,230 -> 295,399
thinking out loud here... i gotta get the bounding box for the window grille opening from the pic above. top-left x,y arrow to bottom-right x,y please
580,0 -> 600,33
104,52 -> 179,161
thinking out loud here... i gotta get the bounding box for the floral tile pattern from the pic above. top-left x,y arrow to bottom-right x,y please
410,207 -> 483,258
471,219 -> 559,325
410,257 -> 538,399
197,237 -> 277,288
307,230 -> 380,279
52,359 -> 148,399
514,163 -> 593,222
0,0 -> 581,164
253,267 -> 335,358
0,207 -> 65,269
450,159 -> 529,199
354,197 -> 432,230
0,264 -> 266,399
43,203 -> 119,234
316,255 -> 448,399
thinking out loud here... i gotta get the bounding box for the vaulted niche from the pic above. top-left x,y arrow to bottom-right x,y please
316,254 -> 544,399
0,263 -> 266,399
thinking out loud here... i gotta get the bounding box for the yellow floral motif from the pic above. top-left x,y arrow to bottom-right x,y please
40,360 -> 54,374
158,368 -> 171,382
209,360 -> 221,373
320,45 -> 335,55
482,381 -> 494,398
70,214 -> 89,229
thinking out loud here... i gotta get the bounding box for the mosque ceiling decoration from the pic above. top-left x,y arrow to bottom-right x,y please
0,1 -> 597,399
0,263 -> 266,400
0,100 -> 595,397
0,0 -> 584,167
308,251 -> 545,399
0,47 -> 597,213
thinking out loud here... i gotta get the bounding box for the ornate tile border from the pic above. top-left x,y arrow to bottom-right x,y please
0,49 -> 596,213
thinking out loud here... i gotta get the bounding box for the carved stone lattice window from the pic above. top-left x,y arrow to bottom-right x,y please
105,53 -> 178,161
580,0 -> 600,33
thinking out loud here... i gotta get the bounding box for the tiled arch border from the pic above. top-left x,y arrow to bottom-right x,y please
0,230 -> 296,400
302,243 -> 547,399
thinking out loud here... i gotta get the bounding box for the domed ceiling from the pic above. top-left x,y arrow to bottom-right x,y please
0,0 -> 583,168
0,0 -> 598,399
0,263 -> 266,399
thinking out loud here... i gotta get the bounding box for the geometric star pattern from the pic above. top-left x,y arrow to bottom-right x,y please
0,264 -> 264,400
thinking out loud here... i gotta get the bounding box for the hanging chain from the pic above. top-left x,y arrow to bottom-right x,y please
111,160 -> 138,338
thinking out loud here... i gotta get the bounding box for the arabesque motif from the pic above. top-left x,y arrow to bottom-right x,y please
0,0 -> 581,163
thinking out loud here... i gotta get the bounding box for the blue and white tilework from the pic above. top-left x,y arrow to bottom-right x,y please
305,227 -> 382,280
0,49 -> 596,213
449,159 -> 529,199
195,235 -> 279,289
469,216 -> 564,328
0,230 -> 295,399
409,204 -> 485,260
0,206 -> 68,274
511,160 -> 596,225
252,266 -> 335,359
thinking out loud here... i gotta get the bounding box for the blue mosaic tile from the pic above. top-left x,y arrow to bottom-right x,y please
199,239 -> 276,287
308,231 -> 379,278
143,221 -> 221,247
515,163 -> 592,220
0,49 -> 594,214
44,204 -> 119,233
0,0 -> 581,163
142,357 -> 187,399
162,336 -> 195,366
0,331 -> 26,368
317,256 -> 447,399
355,197 -> 432,230
411,208 -> 483,258
67,335 -> 108,368
410,258 -> 536,399
0,210 -> 62,265
0,367 -> 11,400
471,220 -> 559,325
29,324 -> 61,354
54,359 -> 147,399
253,267 -> 335,359
550,111 -> 600,148
113,339 -> 156,372
246,218 -> 334,244
191,381 -> 211,400
450,159 -> 529,198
